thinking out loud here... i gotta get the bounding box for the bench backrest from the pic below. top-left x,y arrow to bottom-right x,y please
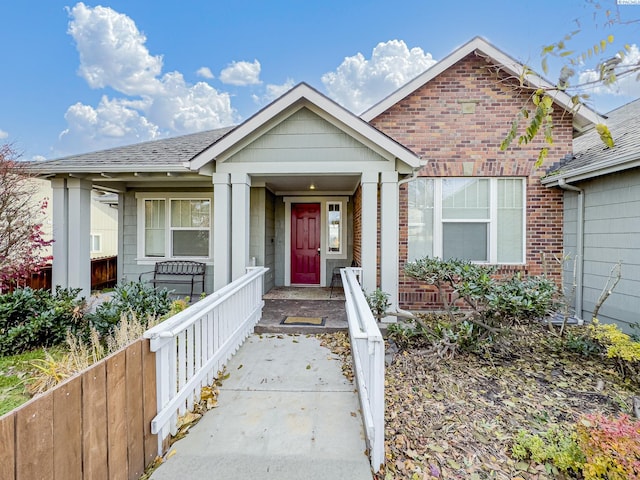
154,261 -> 206,276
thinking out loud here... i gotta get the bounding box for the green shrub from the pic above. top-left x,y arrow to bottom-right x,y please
401,257 -> 560,356
387,313 -> 487,356
512,426 -> 585,475
487,275 -> 558,322
387,320 -> 431,350
0,287 -> 86,356
404,257 -> 558,329
564,329 -> 603,357
365,288 -> 390,319
587,320 -> 640,382
512,415 -> 640,479
86,281 -> 172,337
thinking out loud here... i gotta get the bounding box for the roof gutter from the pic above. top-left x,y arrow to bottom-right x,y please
397,163 -> 423,186
542,153 -> 640,187
558,178 -> 584,322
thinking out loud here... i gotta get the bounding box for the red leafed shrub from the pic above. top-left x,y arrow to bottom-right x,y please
575,413 -> 640,480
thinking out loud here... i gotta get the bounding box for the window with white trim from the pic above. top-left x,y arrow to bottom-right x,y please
138,194 -> 212,259
407,177 -> 525,263
90,234 -> 102,254
327,202 -> 342,254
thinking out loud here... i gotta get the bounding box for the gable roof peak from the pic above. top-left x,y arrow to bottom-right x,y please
360,36 -> 603,132
189,79 -> 422,171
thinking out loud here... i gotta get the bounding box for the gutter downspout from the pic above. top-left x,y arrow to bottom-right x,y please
558,178 -> 584,322
398,164 -> 422,186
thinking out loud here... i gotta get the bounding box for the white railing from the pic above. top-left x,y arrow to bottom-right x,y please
143,267 -> 268,454
340,267 -> 385,472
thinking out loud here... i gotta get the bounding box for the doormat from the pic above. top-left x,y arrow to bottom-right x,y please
281,316 -> 326,326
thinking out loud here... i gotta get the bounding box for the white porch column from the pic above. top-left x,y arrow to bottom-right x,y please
213,173 -> 231,290
67,178 -> 92,297
380,171 -> 399,322
231,173 -> 250,281
116,192 -> 124,284
360,171 -> 378,293
50,177 -> 68,289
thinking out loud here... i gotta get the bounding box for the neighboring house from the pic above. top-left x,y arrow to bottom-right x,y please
34,178 -> 118,259
32,37 -> 602,316
542,98 -> 640,331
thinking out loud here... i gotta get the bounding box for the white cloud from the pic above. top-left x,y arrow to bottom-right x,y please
59,96 -> 160,153
577,44 -> 640,98
219,60 -> 261,86
148,72 -> 235,133
59,3 -> 238,155
252,79 -> 296,105
196,67 -> 214,79
321,39 -> 437,114
0,129 -> 8,140
67,2 -> 163,96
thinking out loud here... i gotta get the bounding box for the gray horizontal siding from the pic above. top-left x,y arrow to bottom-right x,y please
120,191 -> 214,295
229,107 -> 388,164
564,170 -> 640,330
562,191 -> 579,306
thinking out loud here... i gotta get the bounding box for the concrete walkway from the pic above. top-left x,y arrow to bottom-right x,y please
150,334 -> 373,479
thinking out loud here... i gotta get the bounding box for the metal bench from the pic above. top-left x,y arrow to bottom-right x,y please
139,260 -> 206,298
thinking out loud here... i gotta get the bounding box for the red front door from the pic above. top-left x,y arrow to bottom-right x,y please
291,203 -> 321,284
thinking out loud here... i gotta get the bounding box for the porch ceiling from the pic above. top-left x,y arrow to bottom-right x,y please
251,173 -> 360,195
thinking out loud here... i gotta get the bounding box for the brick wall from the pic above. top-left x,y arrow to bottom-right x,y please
369,52 -> 572,310
353,184 -> 362,266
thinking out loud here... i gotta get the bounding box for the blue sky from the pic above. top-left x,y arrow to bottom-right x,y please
1,0 -> 639,160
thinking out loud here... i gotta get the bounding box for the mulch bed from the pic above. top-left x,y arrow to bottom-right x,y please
320,325 -> 640,480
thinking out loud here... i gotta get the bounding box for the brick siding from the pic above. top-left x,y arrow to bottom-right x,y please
353,184 -> 362,267
369,52 -> 572,310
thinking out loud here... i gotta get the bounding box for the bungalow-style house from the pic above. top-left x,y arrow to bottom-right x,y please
33,36 -> 603,316
543,98 -> 640,331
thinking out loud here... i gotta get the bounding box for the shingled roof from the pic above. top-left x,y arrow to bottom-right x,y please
32,126 -> 235,174
543,98 -> 640,186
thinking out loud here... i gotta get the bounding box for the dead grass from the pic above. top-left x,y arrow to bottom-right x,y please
27,313 -> 161,396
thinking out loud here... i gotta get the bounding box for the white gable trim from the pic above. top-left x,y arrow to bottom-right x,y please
361,36 -> 603,132
189,83 -> 422,171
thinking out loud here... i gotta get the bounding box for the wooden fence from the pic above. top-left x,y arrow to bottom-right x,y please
22,255 -> 118,291
90,255 -> 118,290
0,338 -> 157,480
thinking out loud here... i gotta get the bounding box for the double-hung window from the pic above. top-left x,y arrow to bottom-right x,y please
407,177 -> 525,263
137,193 -> 212,260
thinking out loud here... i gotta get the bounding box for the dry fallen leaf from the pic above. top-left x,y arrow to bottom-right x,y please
318,326 -> 639,480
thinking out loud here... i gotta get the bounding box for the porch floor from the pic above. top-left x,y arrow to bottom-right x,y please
256,287 -> 348,334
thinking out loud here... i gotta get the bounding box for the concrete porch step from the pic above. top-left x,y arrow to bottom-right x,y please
257,298 -> 348,334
